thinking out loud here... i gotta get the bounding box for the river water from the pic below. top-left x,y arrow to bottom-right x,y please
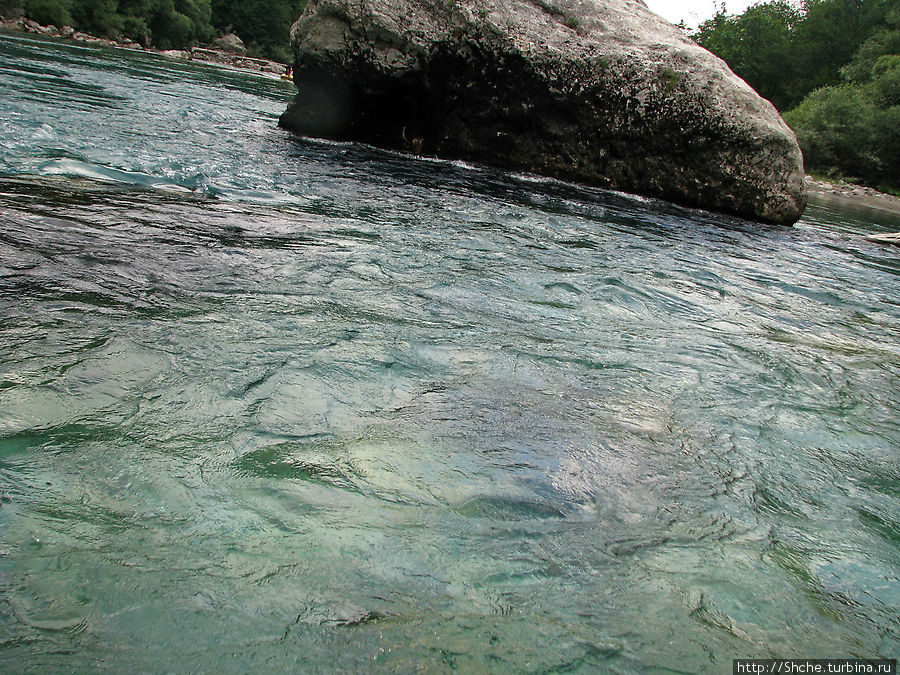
1,31 -> 898,672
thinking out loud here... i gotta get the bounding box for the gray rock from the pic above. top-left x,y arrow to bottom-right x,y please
864,232 -> 900,246
214,33 -> 247,56
279,0 -> 807,224
159,49 -> 190,59
0,18 -> 23,30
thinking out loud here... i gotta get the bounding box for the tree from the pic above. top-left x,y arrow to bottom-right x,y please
871,53 -> 900,103
8,0 -> 303,58
694,2 -> 805,109
695,0 -> 900,190
792,0 -> 894,93
874,104 -> 900,185
841,5 -> 900,80
785,14 -> 900,191
693,0 -> 899,111
210,0 -> 304,62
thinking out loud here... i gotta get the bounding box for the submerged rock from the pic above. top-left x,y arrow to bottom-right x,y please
278,0 -> 807,224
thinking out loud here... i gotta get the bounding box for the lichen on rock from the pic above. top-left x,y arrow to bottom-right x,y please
278,0 -> 808,225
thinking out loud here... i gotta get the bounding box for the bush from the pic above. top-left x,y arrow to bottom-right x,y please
872,53 -> 900,106
873,104 -> 900,187
120,14 -> 151,45
784,84 -> 880,183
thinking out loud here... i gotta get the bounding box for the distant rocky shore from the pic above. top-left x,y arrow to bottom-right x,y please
805,176 -> 900,215
0,15 -> 289,78
804,177 -> 900,246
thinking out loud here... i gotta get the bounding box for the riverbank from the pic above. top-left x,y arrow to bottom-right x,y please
805,177 -> 900,245
806,176 -> 900,215
0,15 -> 289,79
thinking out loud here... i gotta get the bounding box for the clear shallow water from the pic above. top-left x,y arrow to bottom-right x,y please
1,31 -> 898,672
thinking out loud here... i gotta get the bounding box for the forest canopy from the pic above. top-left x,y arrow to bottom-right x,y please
693,0 -> 900,191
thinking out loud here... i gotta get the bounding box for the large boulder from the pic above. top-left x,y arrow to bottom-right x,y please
278,0 -> 807,224
214,33 -> 247,55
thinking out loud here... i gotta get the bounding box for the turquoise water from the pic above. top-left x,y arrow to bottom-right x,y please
1,31 -> 898,672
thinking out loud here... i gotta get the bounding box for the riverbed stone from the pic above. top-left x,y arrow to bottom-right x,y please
278,0 -> 808,224
214,33 -> 247,56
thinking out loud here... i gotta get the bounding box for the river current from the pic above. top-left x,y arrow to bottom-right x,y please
1,32 -> 898,672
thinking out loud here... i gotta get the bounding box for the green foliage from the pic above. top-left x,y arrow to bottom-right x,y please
693,1 -> 804,109
792,0 -> 890,92
842,27 -> 900,80
873,104 -> 900,186
787,1 -> 900,190
0,1 -> 24,18
7,0 -> 306,61
693,0 -> 896,111
784,85 -> 879,179
125,0 -> 213,49
120,14 -> 151,45
23,0 -> 71,27
176,0 -> 214,42
12,0 -> 229,51
872,53 -> 900,104
151,9 -> 192,49
70,0 -> 122,37
785,59 -> 900,189
841,6 -> 900,81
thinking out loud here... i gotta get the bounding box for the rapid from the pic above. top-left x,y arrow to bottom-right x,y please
1,31 -> 898,672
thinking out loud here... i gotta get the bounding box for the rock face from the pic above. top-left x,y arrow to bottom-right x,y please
279,0 -> 807,224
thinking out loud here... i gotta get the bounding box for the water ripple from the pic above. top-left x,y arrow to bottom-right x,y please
0,32 -> 898,672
